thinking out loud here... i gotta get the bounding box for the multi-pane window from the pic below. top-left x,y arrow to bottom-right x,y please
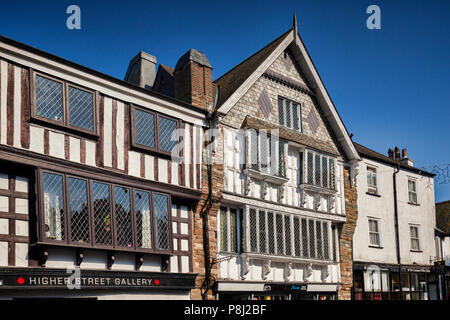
39,170 -> 171,253
278,97 -> 302,132
368,218 -> 381,247
132,105 -> 179,155
246,207 -> 331,260
305,150 -> 336,189
246,130 -> 287,178
367,167 -> 378,194
410,225 -> 420,251
34,73 -> 95,133
408,179 -> 418,204
219,207 -> 243,253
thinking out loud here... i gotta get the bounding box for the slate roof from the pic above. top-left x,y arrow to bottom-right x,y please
353,142 -> 434,177
214,29 -> 292,109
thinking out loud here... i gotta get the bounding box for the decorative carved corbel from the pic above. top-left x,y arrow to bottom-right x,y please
284,262 -> 292,282
135,253 -> 144,271
350,163 -> 360,188
314,194 -> 321,210
328,195 -> 336,212
262,180 -> 269,197
161,255 -> 170,272
279,185 -> 285,201
245,176 -> 252,196
304,263 -> 313,282
107,251 -> 116,270
262,260 -> 271,280
75,248 -> 84,267
241,256 -> 250,280
39,246 -> 49,267
321,265 -> 330,282
301,190 -> 308,208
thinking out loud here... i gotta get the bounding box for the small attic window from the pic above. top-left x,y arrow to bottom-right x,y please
278,97 -> 302,132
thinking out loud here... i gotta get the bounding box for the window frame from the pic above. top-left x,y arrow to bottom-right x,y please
304,149 -> 336,190
130,104 -> 181,158
30,70 -> 99,138
368,217 -> 382,248
407,177 -> 419,205
366,166 -> 379,195
278,96 -> 302,133
409,224 -> 421,252
218,206 -> 243,254
36,168 -> 172,255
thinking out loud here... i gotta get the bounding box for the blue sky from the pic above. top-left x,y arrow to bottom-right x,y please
1,0 -> 449,202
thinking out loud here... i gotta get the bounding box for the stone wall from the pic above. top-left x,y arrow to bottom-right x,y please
337,165 -> 358,300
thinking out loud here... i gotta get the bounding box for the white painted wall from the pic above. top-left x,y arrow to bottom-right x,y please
353,157 -> 436,266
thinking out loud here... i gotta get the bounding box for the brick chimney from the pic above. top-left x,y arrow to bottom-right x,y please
394,146 -> 400,160
174,49 -> 213,111
400,148 -> 414,167
388,148 -> 394,159
125,51 -> 157,89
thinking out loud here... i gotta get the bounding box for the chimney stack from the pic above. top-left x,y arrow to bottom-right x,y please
388,148 -> 394,159
174,49 -> 213,111
400,148 -> 414,167
125,51 -> 157,89
394,146 -> 400,160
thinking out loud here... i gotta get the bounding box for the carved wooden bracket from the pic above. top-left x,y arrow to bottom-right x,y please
135,253 -> 144,271
284,262 -> 292,282
301,191 -> 308,208
350,163 -> 360,188
75,249 -> 84,266
304,262 -> 313,282
262,260 -> 271,280
241,256 -> 250,280
314,194 -> 321,210
161,255 -> 170,272
321,265 -> 330,282
107,251 -> 116,270
39,246 -> 49,267
245,176 -> 252,195
328,195 -> 336,212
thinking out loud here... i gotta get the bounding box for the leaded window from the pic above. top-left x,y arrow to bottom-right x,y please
39,170 -> 171,253
276,214 -> 284,255
267,212 -> 275,254
68,177 -> 89,244
230,209 -> 237,253
278,97 -> 301,132
219,207 -> 242,253
259,210 -> 267,253
34,73 -> 96,133
250,208 -> 258,252
305,150 -> 336,189
43,172 -> 65,241
219,207 -> 228,252
132,105 -> 179,155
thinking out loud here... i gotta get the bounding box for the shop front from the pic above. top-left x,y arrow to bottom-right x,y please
352,263 -> 434,300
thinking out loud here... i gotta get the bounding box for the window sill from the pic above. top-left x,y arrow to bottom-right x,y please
410,249 -> 423,253
241,252 -> 334,265
366,192 -> 381,197
244,168 -> 289,185
299,183 -> 337,195
408,202 -> 420,206
29,115 -> 99,141
368,245 -> 384,249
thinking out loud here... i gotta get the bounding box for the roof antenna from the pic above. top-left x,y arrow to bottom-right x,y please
293,12 -> 298,35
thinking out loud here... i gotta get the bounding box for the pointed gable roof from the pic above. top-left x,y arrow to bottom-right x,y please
214,29 -> 292,109
213,20 -> 361,162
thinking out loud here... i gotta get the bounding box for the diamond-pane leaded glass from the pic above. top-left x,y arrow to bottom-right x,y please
36,75 -> 63,122
284,215 -> 292,256
43,172 -> 65,240
294,217 -> 301,256
329,159 -> 335,190
267,212 -> 275,254
135,190 -> 152,249
309,219 -> 316,258
269,136 -> 277,175
68,177 -> 89,243
315,154 -> 321,186
154,194 -> 170,250
230,209 -> 237,253
249,208 -> 257,252
276,214 -> 284,255
322,157 -> 328,188
279,140 -> 287,177
69,86 -> 94,131
250,130 -> 259,170
285,100 -> 291,128
323,221 -> 330,260
278,98 -> 285,127
135,109 -> 155,148
301,218 -> 308,257
316,220 -> 323,259
260,134 -> 268,172
258,210 -> 266,253
293,103 -> 300,131
239,209 -> 245,253
115,186 -> 133,248
220,207 -> 228,252
307,152 -> 314,184
159,117 -> 178,153
93,182 -> 112,246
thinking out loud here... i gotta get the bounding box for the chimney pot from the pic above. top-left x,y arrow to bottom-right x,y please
388,148 -> 394,159
394,146 -> 400,160
402,148 -> 407,159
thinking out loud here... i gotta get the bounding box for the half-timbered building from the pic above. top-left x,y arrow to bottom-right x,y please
0,36 -> 207,299
208,17 -> 361,300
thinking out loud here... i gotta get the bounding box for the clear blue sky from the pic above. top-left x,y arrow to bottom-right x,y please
1,0 -> 449,202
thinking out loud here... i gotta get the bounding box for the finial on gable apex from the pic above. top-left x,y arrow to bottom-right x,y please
293,12 -> 298,34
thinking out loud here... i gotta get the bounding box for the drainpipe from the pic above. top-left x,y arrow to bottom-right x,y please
393,164 -> 401,265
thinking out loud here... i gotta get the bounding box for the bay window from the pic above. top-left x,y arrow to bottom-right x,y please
304,150 -> 336,189
39,169 -> 172,253
219,207 -> 243,253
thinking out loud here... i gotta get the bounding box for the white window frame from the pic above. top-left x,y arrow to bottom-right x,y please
219,206 -> 243,254
368,217 -> 382,247
409,224 -> 421,251
407,177 -> 418,205
366,165 -> 378,195
304,150 -> 336,190
278,97 -> 302,132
